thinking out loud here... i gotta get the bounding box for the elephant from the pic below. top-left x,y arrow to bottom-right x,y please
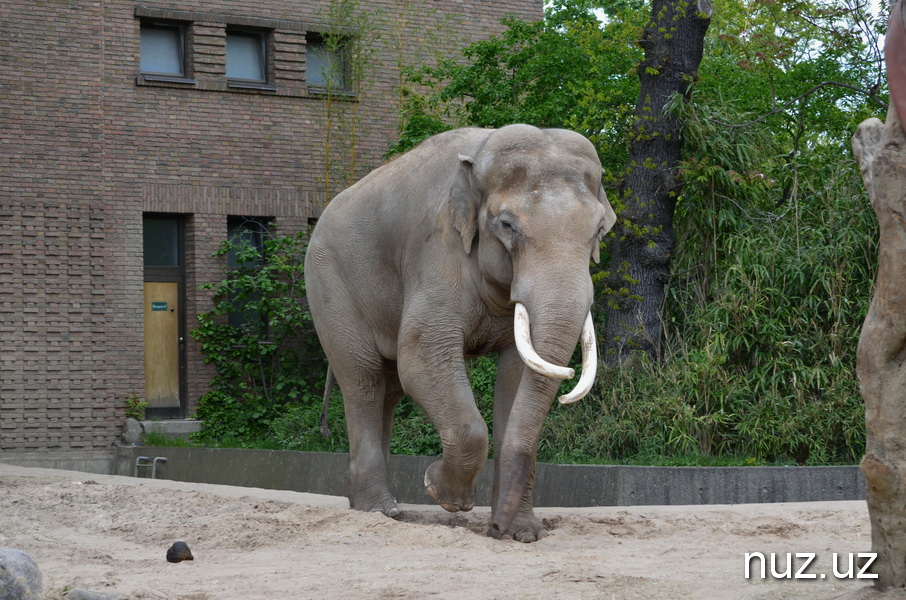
304,124 -> 617,542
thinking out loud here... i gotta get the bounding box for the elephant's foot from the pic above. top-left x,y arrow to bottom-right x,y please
350,491 -> 401,519
487,512 -> 548,543
424,459 -> 476,513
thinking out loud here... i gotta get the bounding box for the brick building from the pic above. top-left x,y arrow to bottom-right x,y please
0,0 -> 541,455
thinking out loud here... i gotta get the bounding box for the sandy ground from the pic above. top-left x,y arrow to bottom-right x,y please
1,463 -> 904,600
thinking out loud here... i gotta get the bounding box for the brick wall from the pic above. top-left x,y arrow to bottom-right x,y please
0,0 -> 543,452
183,213 -> 224,409
1,0 -> 120,451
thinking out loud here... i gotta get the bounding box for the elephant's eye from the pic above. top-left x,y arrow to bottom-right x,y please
496,212 -> 518,233
494,212 -> 520,244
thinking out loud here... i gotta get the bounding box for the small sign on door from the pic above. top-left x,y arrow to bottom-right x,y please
151,302 -> 169,311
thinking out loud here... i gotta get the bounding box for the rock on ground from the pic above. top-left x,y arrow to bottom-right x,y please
0,548 -> 42,600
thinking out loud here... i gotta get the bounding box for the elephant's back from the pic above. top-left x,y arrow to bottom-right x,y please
305,128 -> 492,355
310,127 -> 491,261
330,127 -> 488,210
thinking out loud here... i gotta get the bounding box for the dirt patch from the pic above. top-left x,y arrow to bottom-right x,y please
0,463 -> 899,599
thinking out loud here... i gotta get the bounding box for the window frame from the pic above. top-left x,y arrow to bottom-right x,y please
305,32 -> 351,94
139,20 -> 194,83
226,216 -> 271,331
225,27 -> 275,91
141,214 -> 188,420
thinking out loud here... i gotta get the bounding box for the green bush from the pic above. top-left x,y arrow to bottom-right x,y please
185,159 -> 871,466
186,88 -> 872,467
123,392 -> 147,421
190,228 -> 325,447
537,134 -> 873,466
268,394 -> 349,452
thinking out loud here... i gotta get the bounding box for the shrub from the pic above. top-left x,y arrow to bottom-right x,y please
190,227 -> 325,446
539,133 -> 873,466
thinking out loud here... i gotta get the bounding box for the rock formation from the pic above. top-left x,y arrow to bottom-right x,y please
852,0 -> 906,589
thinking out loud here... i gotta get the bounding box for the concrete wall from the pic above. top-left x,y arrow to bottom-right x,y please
139,419 -> 202,440
532,462 -> 865,506
0,452 -> 115,475
114,447 -> 866,506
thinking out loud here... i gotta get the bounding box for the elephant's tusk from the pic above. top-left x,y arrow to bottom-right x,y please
558,311 -> 597,405
513,303 -> 575,380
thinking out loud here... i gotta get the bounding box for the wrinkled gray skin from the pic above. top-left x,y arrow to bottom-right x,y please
305,125 -> 616,542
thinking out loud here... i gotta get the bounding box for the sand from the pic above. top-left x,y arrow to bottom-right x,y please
0,462 -> 903,600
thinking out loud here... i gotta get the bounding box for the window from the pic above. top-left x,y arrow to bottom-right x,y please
140,22 -> 188,78
143,217 -> 181,267
227,217 -> 266,269
226,29 -> 270,85
226,217 -> 268,329
306,33 -> 347,90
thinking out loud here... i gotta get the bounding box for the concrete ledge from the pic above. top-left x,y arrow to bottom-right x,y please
114,446 -> 865,507
0,451 -> 115,475
532,462 -> 864,506
140,420 -> 202,440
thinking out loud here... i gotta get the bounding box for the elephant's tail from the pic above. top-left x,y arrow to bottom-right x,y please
319,365 -> 335,438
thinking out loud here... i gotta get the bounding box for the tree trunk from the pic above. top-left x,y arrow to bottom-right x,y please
854,106 -> 906,589
601,0 -> 712,365
852,1 -> 906,589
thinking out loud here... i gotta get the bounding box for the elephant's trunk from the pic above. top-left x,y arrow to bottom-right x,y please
492,290 -> 593,534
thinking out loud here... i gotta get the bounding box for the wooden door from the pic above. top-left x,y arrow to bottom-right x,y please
143,281 -> 181,409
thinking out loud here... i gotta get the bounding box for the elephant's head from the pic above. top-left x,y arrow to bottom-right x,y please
449,124 -> 617,532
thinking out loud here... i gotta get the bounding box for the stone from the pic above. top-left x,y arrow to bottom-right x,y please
0,548 -> 43,600
166,541 -> 194,563
122,418 -> 144,445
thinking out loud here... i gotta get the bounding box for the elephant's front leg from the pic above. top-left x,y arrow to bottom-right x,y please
490,344 -> 547,542
397,326 -> 488,513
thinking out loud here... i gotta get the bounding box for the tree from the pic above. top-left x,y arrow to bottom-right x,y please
853,0 -> 906,588
389,1 -> 712,365
854,107 -> 906,590
388,4 -> 643,165
601,0 -> 886,364
600,0 -> 712,364
392,0 -> 885,366
315,0 -> 382,204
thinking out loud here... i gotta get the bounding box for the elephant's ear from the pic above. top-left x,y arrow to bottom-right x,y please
600,184 -> 617,231
450,153 -> 479,254
593,181 -> 617,264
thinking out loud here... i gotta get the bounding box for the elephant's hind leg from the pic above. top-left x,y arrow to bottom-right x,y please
334,359 -> 403,518
307,266 -> 402,517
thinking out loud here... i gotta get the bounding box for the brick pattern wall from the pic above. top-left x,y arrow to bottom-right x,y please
0,201 -> 120,450
274,31 -> 306,85
0,0 -> 543,452
183,213 -> 226,410
195,23 -> 227,78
